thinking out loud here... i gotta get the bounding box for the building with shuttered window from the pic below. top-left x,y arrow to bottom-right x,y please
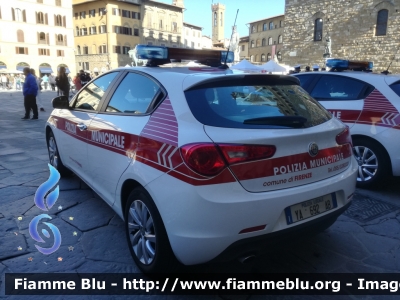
0,0 -> 75,76
283,0 -> 400,72
73,0 -> 141,73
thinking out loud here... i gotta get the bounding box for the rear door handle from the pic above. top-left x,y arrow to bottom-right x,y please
77,123 -> 87,131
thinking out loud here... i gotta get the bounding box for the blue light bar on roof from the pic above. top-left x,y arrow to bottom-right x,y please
221,51 -> 234,64
326,59 -> 373,71
131,45 -> 234,66
135,45 -> 168,60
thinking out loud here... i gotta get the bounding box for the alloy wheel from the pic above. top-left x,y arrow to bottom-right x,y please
128,200 -> 156,265
48,136 -> 59,169
353,145 -> 378,182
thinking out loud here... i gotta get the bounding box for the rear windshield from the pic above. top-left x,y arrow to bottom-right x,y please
184,76 -> 332,129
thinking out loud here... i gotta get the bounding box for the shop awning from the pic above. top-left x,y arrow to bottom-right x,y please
0,65 -> 6,69
39,67 -> 54,73
16,65 -> 29,71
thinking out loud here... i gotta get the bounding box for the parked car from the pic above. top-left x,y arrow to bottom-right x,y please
46,46 -> 357,273
294,64 -> 400,188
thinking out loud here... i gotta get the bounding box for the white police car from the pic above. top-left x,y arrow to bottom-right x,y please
46,46 -> 357,273
294,59 -> 400,188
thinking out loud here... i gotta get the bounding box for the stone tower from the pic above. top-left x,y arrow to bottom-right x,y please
211,3 -> 225,44
172,0 -> 184,8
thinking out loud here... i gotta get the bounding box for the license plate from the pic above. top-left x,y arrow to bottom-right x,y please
285,193 -> 337,225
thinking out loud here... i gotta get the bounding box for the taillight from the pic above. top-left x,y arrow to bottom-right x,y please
336,126 -> 353,147
180,143 -> 226,176
218,144 -> 276,165
180,143 -> 276,176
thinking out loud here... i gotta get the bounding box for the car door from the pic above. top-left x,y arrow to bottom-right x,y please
56,72 -> 121,182
86,71 -> 165,205
308,74 -> 374,127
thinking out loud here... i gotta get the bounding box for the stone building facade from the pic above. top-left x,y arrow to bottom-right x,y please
239,36 -> 249,60
247,15 -> 285,65
283,0 -> 400,72
0,0 -> 76,76
211,3 -> 226,45
73,0 -> 141,73
183,22 -> 203,49
140,0 -> 184,48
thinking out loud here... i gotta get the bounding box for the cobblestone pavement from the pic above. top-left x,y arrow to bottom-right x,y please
0,90 -> 400,300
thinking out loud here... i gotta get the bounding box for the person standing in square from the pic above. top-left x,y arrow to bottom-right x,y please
22,67 -> 38,120
56,66 -> 70,98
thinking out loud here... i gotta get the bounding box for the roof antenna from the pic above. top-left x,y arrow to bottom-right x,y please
382,44 -> 400,75
220,9 -> 239,69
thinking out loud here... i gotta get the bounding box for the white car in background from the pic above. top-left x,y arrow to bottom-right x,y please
45,46 -> 357,273
294,62 -> 400,188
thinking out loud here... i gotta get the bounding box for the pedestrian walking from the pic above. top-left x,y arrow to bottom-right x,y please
21,67 -> 38,120
56,66 -> 70,98
15,75 -> 21,90
79,70 -> 90,87
42,74 -> 49,90
8,75 -> 15,90
1,74 -> 7,90
49,74 -> 56,91
73,73 -> 82,92
31,69 -> 45,112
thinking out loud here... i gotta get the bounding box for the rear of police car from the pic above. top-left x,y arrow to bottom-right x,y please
144,69 -> 358,266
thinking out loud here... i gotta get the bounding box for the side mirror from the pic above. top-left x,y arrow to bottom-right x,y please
52,96 -> 69,109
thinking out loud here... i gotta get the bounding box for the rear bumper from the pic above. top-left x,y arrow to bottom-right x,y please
210,201 -> 351,263
145,156 -> 357,265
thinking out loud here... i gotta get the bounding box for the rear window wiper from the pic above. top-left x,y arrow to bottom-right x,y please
243,116 -> 307,128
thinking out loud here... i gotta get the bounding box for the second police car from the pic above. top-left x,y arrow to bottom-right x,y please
46,46 -> 357,273
294,59 -> 400,188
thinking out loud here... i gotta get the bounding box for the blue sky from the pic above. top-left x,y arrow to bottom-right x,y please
161,0 -> 286,38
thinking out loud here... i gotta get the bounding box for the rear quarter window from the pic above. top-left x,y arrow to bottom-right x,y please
184,75 -> 332,129
389,81 -> 400,97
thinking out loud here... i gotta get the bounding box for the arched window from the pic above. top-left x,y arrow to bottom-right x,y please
263,23 -> 267,31
314,18 -> 323,41
376,9 -> 388,36
39,32 -> 46,43
267,53 -> 271,61
220,12 -> 223,26
57,34 -> 63,42
250,55 -> 254,62
80,26 -> 87,36
261,54 -> 266,62
38,12 -> 44,24
268,37 -> 273,45
214,12 -> 217,27
77,45 -> 81,55
280,20 -> 283,27
262,38 -> 266,46
256,39 -> 261,47
83,45 -> 89,55
252,26 -> 256,33
269,22 -> 274,30
56,14 -> 62,26
278,35 -> 283,44
251,40 -> 254,48
14,8 -> 25,22
76,26 -> 80,36
90,25 -> 97,35
17,30 -> 24,42
277,51 -> 282,61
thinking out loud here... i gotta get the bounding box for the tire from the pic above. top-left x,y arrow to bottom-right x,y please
124,187 -> 180,273
46,131 -> 71,176
352,138 -> 390,189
